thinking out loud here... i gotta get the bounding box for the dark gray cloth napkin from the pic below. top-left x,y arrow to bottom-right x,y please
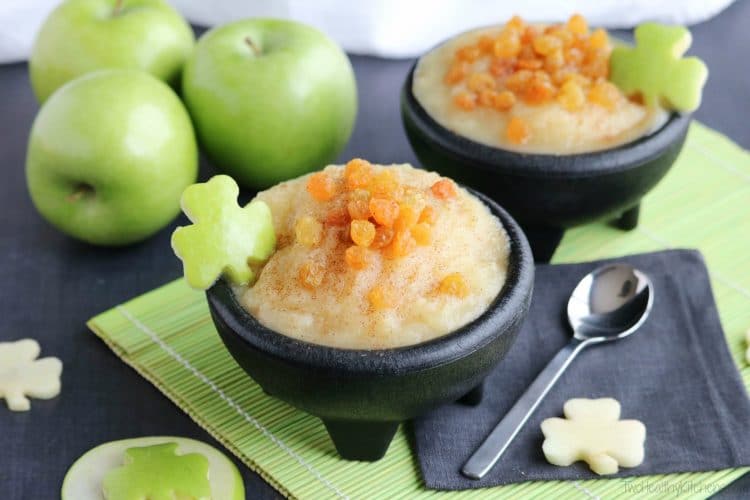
413,249 -> 750,490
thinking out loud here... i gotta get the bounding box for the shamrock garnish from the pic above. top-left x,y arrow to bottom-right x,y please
0,339 -> 62,411
610,23 -> 708,112
541,398 -> 646,475
171,175 -> 276,290
102,443 -> 210,500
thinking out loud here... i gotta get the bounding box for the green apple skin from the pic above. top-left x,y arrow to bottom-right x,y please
30,0 -> 194,103
26,70 -> 198,246
182,19 -> 357,190
61,436 -> 244,500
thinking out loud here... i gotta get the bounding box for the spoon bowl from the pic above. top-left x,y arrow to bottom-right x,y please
462,263 -> 654,479
569,264 -> 654,341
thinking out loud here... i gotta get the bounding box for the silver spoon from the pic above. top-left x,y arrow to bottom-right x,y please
462,263 -> 654,479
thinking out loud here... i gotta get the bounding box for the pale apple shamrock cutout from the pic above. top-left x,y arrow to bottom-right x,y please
0,339 -> 62,411
610,23 -> 708,112
102,443 -> 211,500
172,175 -> 276,290
541,398 -> 646,475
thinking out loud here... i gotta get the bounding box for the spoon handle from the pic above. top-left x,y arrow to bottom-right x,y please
462,337 -> 588,479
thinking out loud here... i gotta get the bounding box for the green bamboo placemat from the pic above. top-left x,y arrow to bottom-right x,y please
88,122 -> 750,500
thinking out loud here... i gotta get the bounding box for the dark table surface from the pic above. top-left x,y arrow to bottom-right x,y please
2,2 -> 749,498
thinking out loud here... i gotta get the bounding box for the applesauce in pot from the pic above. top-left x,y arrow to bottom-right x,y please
236,161 -> 510,349
412,15 -> 667,154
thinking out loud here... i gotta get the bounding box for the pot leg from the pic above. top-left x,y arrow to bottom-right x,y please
614,204 -> 640,231
322,419 -> 399,461
520,225 -> 565,263
458,381 -> 485,406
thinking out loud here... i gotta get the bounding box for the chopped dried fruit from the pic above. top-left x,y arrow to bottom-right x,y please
544,50 -> 565,70
567,14 -> 588,35
394,203 -> 420,232
306,172 -> 337,202
400,187 -> 427,214
493,31 -> 521,58
347,189 -> 371,219
490,90 -> 514,111
350,219 -> 376,247
533,35 -> 562,56
345,245 -> 368,270
456,45 -> 481,62
294,216 -> 323,247
370,197 -> 400,227
581,53 -> 609,79
384,230 -> 417,259
370,225 -> 395,249
506,15 -> 525,31
411,223 -> 432,246
441,13 -> 626,124
418,205 -> 436,225
522,79 -> 556,104
565,47 -> 584,65
589,28 -> 608,49
477,35 -> 495,53
467,72 -> 496,92
444,61 -> 469,84
299,261 -> 325,289
516,58 -> 543,70
477,89 -> 499,107
438,272 -> 469,298
453,91 -> 477,111
489,58 -> 513,77
367,285 -> 392,310
505,70 -> 534,92
325,207 -> 349,226
588,80 -> 619,110
369,169 -> 399,198
430,179 -> 457,199
344,158 -> 372,191
557,80 -> 585,111
507,116 -> 531,144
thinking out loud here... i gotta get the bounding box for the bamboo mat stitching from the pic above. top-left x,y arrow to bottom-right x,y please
115,305 -> 350,500
572,481 -> 600,500
688,142 -> 750,182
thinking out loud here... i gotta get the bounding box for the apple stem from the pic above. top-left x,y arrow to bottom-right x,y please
67,184 -> 95,203
244,36 -> 261,56
113,0 -> 123,16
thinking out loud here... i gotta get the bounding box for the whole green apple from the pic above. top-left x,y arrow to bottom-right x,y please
30,0 -> 194,103
182,19 -> 357,190
26,70 -> 198,246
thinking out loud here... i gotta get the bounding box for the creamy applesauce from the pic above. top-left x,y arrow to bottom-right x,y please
413,15 -> 667,154
236,162 -> 509,349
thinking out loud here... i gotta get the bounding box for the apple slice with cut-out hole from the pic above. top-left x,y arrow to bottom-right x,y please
61,436 -> 244,500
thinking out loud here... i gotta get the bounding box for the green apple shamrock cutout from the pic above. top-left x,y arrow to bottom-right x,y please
102,443 -> 210,500
610,23 -> 708,112
172,175 -> 276,289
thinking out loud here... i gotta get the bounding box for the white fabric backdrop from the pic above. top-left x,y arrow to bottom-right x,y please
0,0 -> 736,63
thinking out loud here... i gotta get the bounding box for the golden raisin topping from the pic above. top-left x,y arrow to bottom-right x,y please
296,159 -> 469,308
299,261 -> 325,289
443,14 -> 631,144
438,273 -> 470,298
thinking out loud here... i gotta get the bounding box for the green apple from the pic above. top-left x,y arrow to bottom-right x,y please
182,18 -> 357,190
26,69 -> 198,246
61,437 -> 244,500
30,0 -> 194,103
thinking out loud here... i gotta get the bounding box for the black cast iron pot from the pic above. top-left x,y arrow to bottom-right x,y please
206,190 -> 534,461
401,62 -> 691,262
